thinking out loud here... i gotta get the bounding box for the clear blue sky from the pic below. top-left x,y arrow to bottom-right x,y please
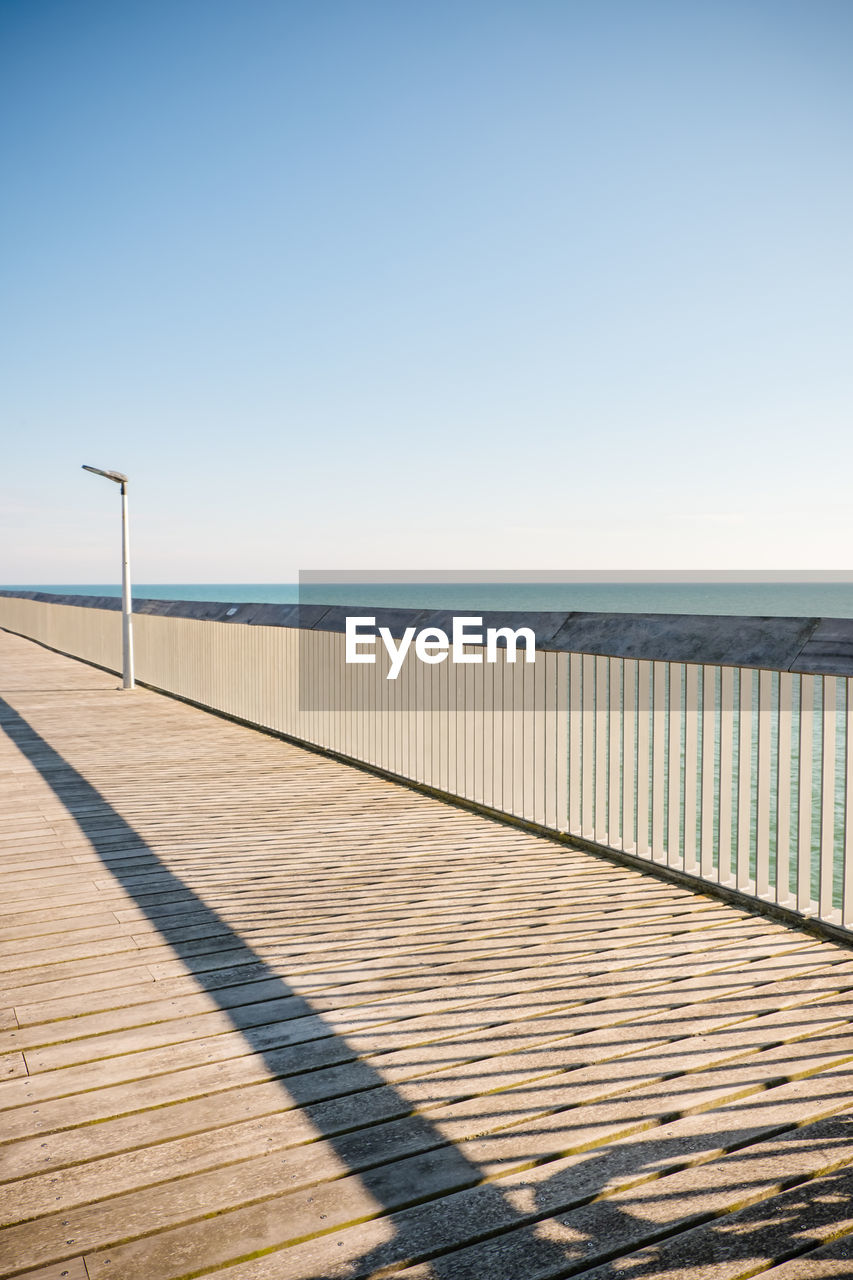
2,0 -> 852,581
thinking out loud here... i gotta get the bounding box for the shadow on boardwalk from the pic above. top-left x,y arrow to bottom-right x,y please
2,688 -> 852,1279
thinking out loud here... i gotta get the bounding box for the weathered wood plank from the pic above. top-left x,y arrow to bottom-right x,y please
0,1052 -> 26,1081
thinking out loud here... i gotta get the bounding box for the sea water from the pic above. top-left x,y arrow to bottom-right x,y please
10,581 -> 853,616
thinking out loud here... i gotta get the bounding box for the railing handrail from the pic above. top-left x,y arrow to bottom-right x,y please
2,588 -> 853,675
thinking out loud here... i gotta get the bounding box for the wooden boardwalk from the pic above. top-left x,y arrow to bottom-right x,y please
2,629 -> 853,1280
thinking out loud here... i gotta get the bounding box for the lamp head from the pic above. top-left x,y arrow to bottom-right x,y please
82,465 -> 128,484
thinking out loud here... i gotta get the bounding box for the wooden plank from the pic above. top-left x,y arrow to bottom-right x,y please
11,1261 -> 89,1280
1,1052 -> 27,1080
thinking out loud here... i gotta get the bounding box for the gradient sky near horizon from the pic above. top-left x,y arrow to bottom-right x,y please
3,0 -> 852,582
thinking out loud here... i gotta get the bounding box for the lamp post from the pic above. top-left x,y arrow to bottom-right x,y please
82,465 -> 135,690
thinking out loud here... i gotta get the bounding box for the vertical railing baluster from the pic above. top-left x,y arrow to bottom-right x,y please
521,653 -> 535,820
797,674 -> 814,913
776,673 -> 793,907
461,645 -> 473,803
595,656 -> 608,841
820,675 -> 837,921
668,663 -> 683,868
637,660 -> 651,858
756,669 -> 773,899
534,650 -> 548,827
501,647 -> 513,813
453,649 -> 464,797
446,641 -> 458,799
652,661 -> 667,863
342,632 -> 353,764
622,659 -> 637,855
683,664 -> 699,876
568,653 -> 581,837
433,646 -> 447,794
700,665 -> 717,880
719,666 -> 734,885
483,652 -> 495,811
737,667 -> 754,893
541,650 -> 555,828
557,652 -> 569,834
609,657 -> 622,848
582,654 -> 595,839
416,634 -> 428,786
512,650 -> 527,816
472,649 -> 484,803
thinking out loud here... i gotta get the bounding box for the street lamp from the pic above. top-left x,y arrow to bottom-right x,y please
82,465 -> 135,690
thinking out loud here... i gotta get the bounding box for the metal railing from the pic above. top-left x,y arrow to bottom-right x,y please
1,592 -> 851,937
565,655 -> 852,930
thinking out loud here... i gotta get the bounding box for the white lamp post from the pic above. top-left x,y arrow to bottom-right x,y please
82,465 -> 135,690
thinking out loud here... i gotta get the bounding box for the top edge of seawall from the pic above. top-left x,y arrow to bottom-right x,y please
2,588 -> 853,674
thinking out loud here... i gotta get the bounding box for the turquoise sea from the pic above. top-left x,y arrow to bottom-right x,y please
8,581 -> 853,617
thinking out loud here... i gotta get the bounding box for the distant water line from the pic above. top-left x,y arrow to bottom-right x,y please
9,581 -> 853,617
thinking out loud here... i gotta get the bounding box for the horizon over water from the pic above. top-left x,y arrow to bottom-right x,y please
8,580 -> 853,617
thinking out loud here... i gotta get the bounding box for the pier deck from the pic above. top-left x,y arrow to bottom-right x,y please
2,627 -> 853,1280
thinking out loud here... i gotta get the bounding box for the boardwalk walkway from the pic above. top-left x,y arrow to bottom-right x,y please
2,627 -> 853,1280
